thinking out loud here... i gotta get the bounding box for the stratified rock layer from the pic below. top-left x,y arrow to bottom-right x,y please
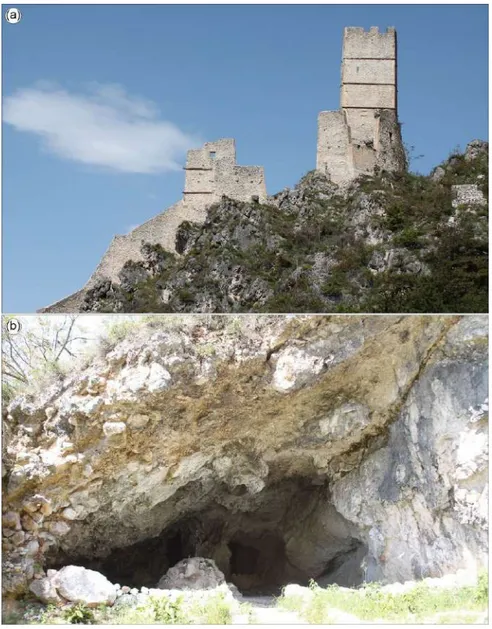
2,315 -> 488,597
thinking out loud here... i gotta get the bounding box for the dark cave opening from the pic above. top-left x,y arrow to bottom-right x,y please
46,480 -> 369,594
48,523 -> 193,589
227,531 -> 290,595
229,541 -> 259,575
49,523 -> 367,594
167,531 -> 185,568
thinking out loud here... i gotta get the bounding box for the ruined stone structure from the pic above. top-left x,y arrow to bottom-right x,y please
40,27 -> 412,312
317,27 -> 406,184
41,139 -> 266,312
184,138 -> 266,210
451,184 -> 487,209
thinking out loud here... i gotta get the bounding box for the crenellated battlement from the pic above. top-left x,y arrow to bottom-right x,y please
345,26 -> 395,34
343,26 -> 396,60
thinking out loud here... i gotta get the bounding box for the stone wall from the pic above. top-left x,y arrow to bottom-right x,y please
184,139 -> 235,209
451,184 -> 486,208
342,59 -> 395,85
86,201 -> 206,285
41,139 -> 266,311
39,290 -> 87,314
216,165 -> 267,202
341,84 -> 396,109
316,111 -> 352,182
375,110 -> 406,174
317,27 -> 406,184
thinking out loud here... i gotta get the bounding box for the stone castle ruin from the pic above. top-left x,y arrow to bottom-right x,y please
88,138 -> 267,286
317,27 -> 406,183
41,139 -> 267,312
41,27 -> 405,312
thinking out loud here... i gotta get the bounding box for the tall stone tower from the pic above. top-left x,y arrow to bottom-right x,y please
317,27 -> 406,184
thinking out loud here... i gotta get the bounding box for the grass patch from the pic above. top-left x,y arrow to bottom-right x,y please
278,572 -> 489,624
189,591 -> 234,624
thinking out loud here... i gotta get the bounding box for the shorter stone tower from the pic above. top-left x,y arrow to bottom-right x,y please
317,27 -> 406,184
184,138 -> 267,207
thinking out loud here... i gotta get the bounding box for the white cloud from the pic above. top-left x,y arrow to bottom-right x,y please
4,82 -> 201,174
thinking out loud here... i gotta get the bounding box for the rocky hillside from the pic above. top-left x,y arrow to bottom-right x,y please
81,141 -> 488,313
2,315 -> 488,602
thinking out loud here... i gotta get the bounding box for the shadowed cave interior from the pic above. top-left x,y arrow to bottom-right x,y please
47,478 -> 369,595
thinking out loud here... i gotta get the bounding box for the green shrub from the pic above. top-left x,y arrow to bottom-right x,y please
2,381 -> 17,405
106,318 -> 143,345
149,595 -> 188,624
63,604 -> 96,625
392,226 -> 423,249
190,592 -> 233,625
474,570 -> 489,605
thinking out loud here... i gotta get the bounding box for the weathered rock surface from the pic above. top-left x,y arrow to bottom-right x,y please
54,566 -> 117,607
28,566 -> 116,607
157,557 -> 225,590
29,576 -> 62,605
2,315 -> 488,599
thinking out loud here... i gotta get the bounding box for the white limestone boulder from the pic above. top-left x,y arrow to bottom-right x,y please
52,566 -> 117,607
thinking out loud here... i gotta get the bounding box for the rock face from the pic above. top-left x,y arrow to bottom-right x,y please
2,315 -> 488,599
157,558 -> 225,590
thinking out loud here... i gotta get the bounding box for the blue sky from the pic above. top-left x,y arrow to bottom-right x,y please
2,4 -> 488,313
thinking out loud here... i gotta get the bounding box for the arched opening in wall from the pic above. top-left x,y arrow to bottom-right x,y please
44,479 -> 369,595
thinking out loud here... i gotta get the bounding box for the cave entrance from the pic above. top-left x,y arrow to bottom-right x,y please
45,478 -> 370,594
167,531 -> 184,568
227,531 -> 289,595
96,525 -> 196,588
229,541 -> 259,575
48,525 -> 194,589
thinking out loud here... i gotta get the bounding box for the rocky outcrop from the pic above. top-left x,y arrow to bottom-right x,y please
2,315 -> 488,599
74,141 -> 488,314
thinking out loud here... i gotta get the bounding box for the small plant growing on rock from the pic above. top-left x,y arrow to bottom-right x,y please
149,595 -> 187,624
63,603 -> 96,625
